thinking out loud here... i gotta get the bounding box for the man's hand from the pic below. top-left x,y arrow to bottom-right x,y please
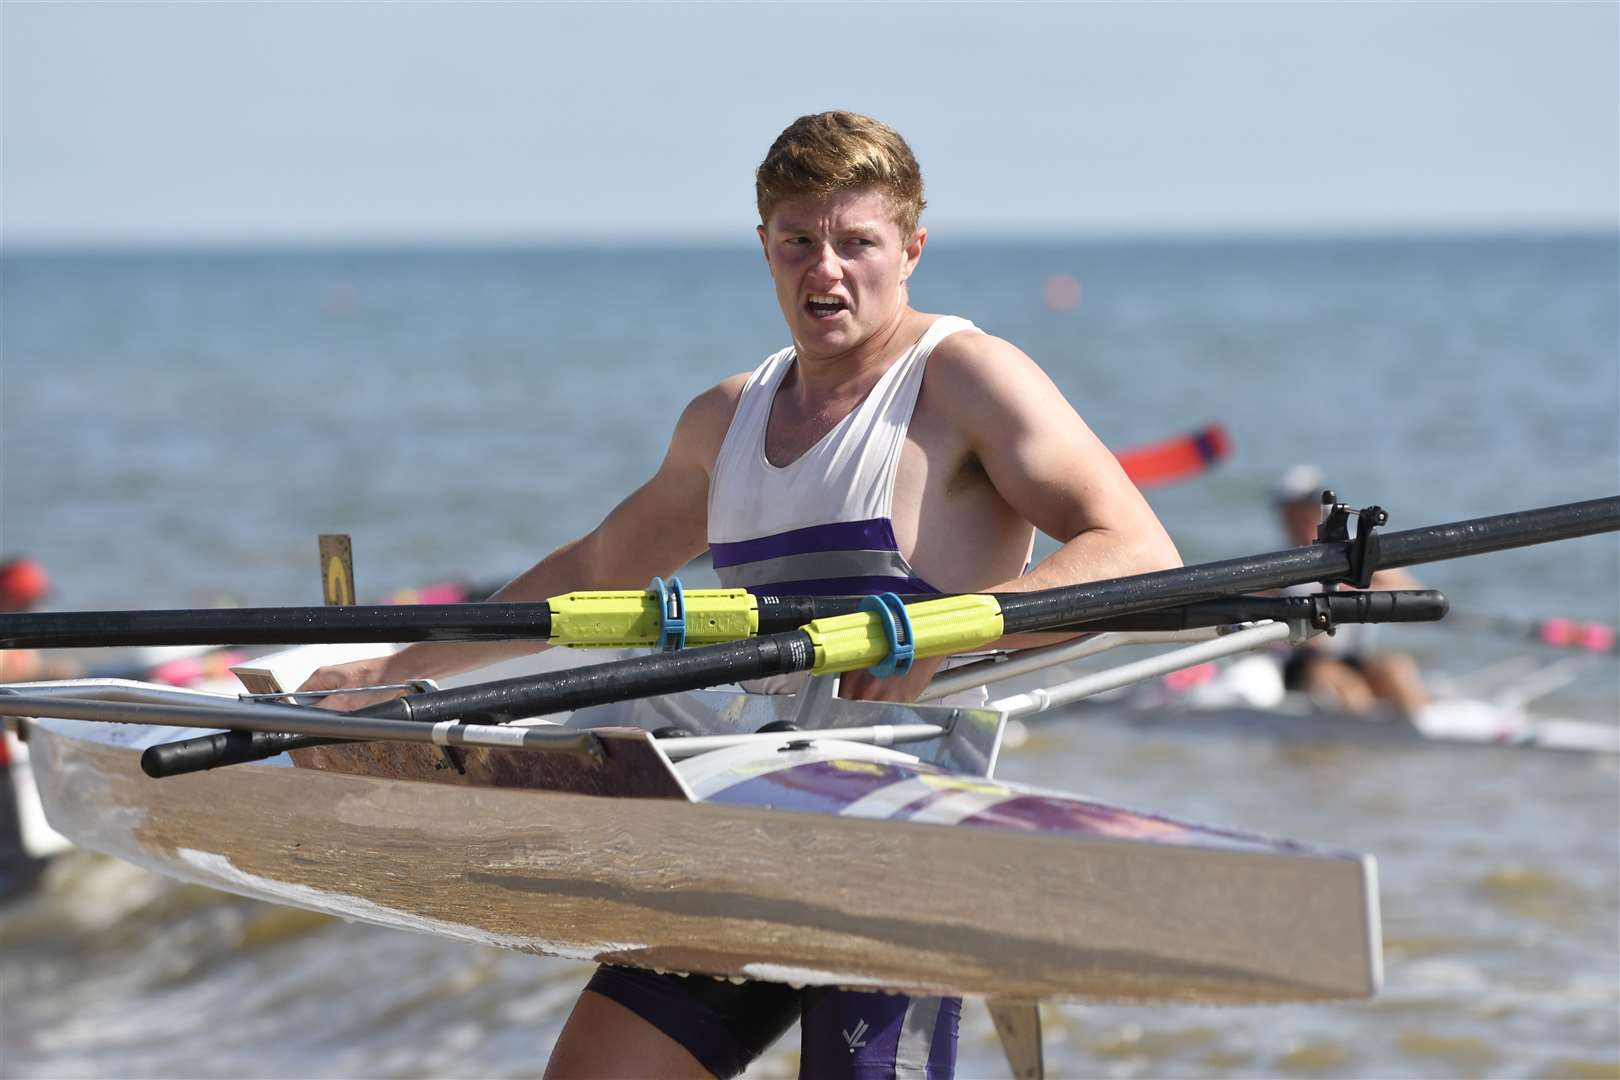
296,656 -> 409,712
836,655 -> 948,704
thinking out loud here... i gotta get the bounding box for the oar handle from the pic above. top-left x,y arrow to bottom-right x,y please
141,730 -> 326,777
1322,589 -> 1450,624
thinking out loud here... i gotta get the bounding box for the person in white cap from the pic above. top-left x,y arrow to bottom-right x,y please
1274,467 -> 1429,716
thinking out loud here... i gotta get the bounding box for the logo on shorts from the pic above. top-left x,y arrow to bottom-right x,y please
842,1018 -> 869,1051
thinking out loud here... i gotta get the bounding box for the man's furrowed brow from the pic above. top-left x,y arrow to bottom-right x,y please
770,213 -> 819,235
772,217 -> 885,237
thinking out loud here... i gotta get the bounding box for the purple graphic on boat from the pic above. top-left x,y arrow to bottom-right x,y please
704,758 -> 917,814
703,755 -> 1322,856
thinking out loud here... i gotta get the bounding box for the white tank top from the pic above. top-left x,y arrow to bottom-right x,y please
707,316 -> 980,597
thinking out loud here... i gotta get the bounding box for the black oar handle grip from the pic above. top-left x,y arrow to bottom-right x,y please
141,731 -> 329,778
1323,589 -> 1449,623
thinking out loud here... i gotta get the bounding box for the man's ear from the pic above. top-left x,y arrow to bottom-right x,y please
757,224 -> 770,262
900,226 -> 927,282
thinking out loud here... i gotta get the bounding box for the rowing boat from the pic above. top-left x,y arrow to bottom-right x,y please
15,662 -> 1382,1007
1,495 -> 1615,1076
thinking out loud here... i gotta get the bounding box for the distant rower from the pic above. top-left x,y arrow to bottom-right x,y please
1274,466 -> 1429,717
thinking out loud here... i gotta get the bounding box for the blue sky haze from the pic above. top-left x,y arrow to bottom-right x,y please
3,2 -> 1616,246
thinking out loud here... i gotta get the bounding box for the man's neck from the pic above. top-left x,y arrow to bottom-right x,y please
788,304 -> 926,402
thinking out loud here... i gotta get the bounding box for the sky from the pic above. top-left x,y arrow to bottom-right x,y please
2,2 -> 1616,247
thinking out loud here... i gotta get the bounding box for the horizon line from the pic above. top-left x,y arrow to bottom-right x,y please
4,221 -> 1616,257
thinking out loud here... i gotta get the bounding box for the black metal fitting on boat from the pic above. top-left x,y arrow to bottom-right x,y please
1316,492 -> 1388,590
1307,593 -> 1334,632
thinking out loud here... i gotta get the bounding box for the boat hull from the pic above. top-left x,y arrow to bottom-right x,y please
26,702 -> 1380,1004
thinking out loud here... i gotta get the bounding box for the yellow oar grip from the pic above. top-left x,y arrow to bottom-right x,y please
804,594 -> 1004,675
549,588 -> 759,647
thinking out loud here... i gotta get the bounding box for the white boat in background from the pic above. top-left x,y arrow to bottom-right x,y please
1081,647 -> 1620,755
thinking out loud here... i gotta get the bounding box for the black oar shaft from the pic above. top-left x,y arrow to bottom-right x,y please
140,589 -> 1451,778
0,693 -> 602,756
997,547 -> 1335,632
380,498 -> 1616,725
133,496 -> 1615,778
15,497 -> 1609,653
0,603 -> 556,651
997,497 -> 1620,634
1377,497 -> 1619,569
0,597 -> 854,651
1079,589 -> 1451,631
361,631 -> 815,725
0,589 -> 1453,652
142,631 -> 819,776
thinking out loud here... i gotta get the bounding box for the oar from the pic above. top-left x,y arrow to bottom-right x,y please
0,590 -> 1447,652
327,497 -> 1620,720
136,497 -> 1617,777
112,589 -> 1450,779
0,689 -> 606,757
1114,421 -> 1231,488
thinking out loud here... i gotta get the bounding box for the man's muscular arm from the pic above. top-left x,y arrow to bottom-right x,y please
297,376 -> 745,708
839,333 -> 1180,703
934,331 -> 1182,593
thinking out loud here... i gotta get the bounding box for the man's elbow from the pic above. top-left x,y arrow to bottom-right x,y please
1135,531 -> 1182,575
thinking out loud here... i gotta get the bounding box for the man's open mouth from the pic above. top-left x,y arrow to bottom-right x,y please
805,293 -> 848,318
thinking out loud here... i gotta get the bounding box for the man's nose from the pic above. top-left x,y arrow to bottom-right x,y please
807,242 -> 842,284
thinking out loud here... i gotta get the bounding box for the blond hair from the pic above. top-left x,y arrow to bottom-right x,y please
755,112 -> 926,237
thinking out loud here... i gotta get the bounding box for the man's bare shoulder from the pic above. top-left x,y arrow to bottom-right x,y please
695,371 -> 752,411
925,327 -> 1063,415
671,371 -> 752,465
683,372 -> 750,429
933,325 -> 1039,367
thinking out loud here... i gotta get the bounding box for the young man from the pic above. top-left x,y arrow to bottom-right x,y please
302,111 -> 1180,1079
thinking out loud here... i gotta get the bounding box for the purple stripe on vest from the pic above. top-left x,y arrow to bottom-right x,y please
749,576 -> 940,598
710,517 -> 903,569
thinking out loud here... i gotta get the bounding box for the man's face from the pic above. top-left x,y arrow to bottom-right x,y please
757,187 -> 924,359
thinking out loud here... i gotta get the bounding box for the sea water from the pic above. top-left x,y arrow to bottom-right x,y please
2,234 -> 1616,1077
